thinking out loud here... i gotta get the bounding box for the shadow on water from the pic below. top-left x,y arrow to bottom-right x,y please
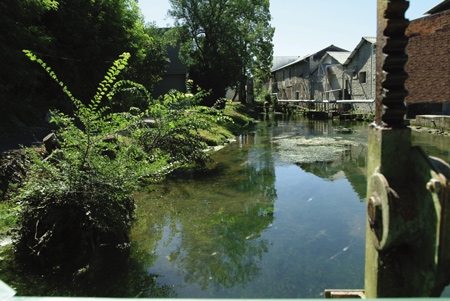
1,114 -> 450,298
0,243 -> 176,297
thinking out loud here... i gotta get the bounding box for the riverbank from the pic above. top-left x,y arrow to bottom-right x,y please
0,103 -> 257,239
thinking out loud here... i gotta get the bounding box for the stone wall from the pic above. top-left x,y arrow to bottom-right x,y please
345,42 -> 376,101
412,115 -> 450,131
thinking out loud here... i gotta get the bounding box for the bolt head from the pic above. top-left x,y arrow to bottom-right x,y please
426,179 -> 441,193
368,194 -> 381,227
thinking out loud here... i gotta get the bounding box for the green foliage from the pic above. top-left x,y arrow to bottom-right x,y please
37,0 -> 163,106
254,82 -> 274,105
134,89 -> 233,170
14,51 -> 231,271
0,0 -> 58,127
14,51 -> 165,271
169,0 -> 274,106
0,202 -> 19,237
0,0 -> 169,128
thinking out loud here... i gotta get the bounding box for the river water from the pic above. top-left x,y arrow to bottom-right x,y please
1,114 -> 450,298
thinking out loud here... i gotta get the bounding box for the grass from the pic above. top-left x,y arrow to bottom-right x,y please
0,201 -> 19,238
200,102 -> 256,146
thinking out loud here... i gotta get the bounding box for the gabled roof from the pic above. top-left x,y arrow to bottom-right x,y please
324,51 -> 351,65
426,0 -> 450,15
311,51 -> 351,74
272,56 -> 300,70
311,45 -> 348,61
271,45 -> 348,72
271,54 -> 309,72
343,37 -> 376,66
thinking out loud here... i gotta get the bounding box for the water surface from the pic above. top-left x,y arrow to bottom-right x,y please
131,116 -> 370,298
1,115 -> 450,298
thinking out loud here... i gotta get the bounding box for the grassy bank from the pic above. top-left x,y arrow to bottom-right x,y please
0,102 -> 256,239
200,102 -> 256,146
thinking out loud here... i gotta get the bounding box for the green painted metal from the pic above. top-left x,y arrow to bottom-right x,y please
362,0 -> 450,298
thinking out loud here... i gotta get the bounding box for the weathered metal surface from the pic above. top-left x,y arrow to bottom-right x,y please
363,0 -> 450,298
375,0 -> 409,127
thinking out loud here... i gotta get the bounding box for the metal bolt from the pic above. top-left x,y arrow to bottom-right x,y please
368,194 -> 381,227
426,179 -> 441,193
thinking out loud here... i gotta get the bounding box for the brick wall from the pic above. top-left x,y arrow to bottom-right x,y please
405,10 -> 450,105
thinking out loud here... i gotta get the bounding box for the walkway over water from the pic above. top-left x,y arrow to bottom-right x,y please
274,95 -> 374,104
277,99 -> 374,104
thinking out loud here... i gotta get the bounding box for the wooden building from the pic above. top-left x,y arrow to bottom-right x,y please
270,39 -> 377,115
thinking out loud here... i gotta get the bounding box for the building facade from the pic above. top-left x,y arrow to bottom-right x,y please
343,37 -> 376,101
405,1 -> 450,117
270,40 -> 376,114
271,45 -> 348,101
343,37 -> 376,114
310,51 -> 351,101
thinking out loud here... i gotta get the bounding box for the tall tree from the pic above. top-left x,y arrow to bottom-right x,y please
39,0 -> 164,110
169,0 -> 274,106
0,0 -> 58,125
0,0 -> 168,128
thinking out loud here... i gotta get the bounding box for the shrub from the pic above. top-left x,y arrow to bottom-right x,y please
13,52 -> 166,270
14,51 -> 231,271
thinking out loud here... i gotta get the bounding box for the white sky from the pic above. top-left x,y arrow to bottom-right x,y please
137,0 -> 443,57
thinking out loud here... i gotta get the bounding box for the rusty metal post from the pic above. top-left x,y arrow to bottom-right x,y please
363,0 -> 450,297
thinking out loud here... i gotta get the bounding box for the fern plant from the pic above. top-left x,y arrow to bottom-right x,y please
15,50 -> 232,272
14,51 -> 167,271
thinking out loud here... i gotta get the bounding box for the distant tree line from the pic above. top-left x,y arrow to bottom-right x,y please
0,0 -> 274,127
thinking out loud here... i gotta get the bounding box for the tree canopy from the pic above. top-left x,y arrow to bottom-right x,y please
168,0 -> 274,106
0,0 -> 168,128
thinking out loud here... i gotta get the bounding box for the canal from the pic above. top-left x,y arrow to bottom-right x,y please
1,115 -> 450,298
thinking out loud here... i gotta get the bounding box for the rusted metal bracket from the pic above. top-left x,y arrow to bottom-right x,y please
324,289 -> 365,299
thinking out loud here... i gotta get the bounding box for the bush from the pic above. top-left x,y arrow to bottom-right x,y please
13,51 -> 230,271
13,52 -> 164,270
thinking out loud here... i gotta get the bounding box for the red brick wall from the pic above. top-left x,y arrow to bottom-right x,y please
404,10 -> 450,104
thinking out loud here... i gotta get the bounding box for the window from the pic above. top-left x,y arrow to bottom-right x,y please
296,92 -> 300,100
359,71 -> 367,83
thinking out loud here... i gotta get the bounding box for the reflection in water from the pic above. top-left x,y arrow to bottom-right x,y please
0,244 -> 175,297
132,135 -> 277,296
1,115 -> 449,298
130,116 -> 370,298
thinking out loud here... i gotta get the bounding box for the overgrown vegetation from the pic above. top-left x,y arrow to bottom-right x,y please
10,51 -> 240,272
0,0 -> 168,132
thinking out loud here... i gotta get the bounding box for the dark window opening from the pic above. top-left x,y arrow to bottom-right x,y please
359,71 -> 367,83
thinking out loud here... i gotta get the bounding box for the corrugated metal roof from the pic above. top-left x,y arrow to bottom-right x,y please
343,37 -> 376,66
271,54 -> 310,72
